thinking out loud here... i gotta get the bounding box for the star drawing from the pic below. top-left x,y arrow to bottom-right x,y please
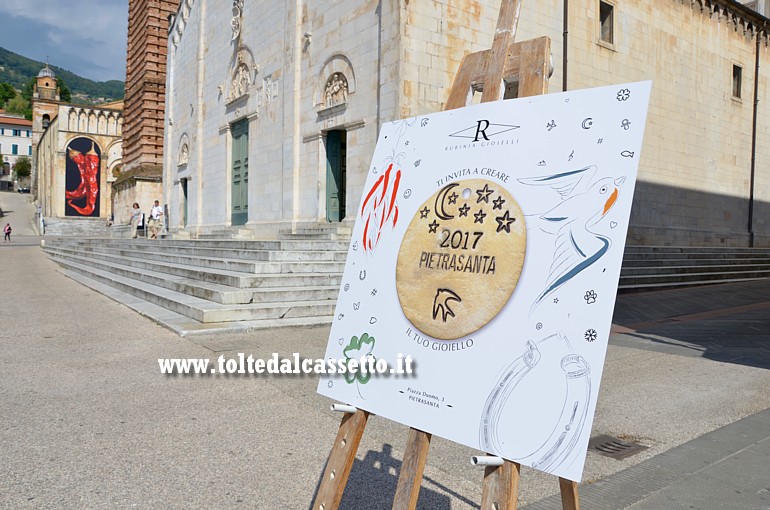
492,196 -> 505,210
448,192 -> 459,204
428,220 -> 439,233
474,209 -> 487,224
495,210 -> 516,233
476,184 -> 494,203
458,204 -> 470,217
420,207 -> 430,219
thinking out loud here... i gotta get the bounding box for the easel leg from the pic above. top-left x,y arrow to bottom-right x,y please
392,428 -> 432,510
481,460 -> 521,510
558,477 -> 580,510
312,410 -> 369,510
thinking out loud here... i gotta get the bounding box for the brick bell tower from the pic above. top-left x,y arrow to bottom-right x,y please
122,0 -> 180,174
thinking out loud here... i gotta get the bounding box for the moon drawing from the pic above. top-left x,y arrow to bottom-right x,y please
434,182 -> 458,220
581,118 -> 593,129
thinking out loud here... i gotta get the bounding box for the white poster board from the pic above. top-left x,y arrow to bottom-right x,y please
317,82 -> 652,482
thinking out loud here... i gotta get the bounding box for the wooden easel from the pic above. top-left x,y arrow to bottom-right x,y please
313,1 -> 578,509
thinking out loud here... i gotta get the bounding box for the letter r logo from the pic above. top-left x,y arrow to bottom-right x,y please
473,120 -> 490,142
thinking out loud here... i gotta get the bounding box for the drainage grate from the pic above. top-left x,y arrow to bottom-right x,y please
588,434 -> 648,460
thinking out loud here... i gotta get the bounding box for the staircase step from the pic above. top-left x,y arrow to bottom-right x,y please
51,244 -> 347,274
45,245 -> 342,288
618,277 -> 768,293
621,262 -> 770,277
50,256 -> 335,323
619,268 -> 770,286
58,268 -> 331,336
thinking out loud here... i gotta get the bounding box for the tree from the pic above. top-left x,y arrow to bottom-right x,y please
56,76 -> 72,103
5,95 -> 29,118
21,77 -> 35,102
0,82 -> 16,108
13,156 -> 31,179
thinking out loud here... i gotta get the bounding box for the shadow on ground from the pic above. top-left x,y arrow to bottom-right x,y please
308,443 -> 479,509
611,279 -> 770,370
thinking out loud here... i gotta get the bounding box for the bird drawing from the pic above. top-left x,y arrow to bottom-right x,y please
432,288 -> 462,322
518,165 -> 625,314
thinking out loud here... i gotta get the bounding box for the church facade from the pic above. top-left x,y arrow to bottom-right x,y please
163,0 -> 770,246
31,65 -> 124,234
35,101 -> 123,232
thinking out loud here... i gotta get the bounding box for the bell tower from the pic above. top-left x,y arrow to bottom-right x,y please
30,64 -> 62,195
33,64 -> 60,102
122,0 -> 180,172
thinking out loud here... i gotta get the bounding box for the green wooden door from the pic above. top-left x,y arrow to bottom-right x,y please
325,130 -> 346,222
181,178 -> 188,227
231,119 -> 249,226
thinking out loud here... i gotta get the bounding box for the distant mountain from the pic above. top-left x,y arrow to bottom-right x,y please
0,47 -> 124,103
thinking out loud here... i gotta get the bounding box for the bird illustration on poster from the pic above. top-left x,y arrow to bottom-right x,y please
519,165 -> 626,314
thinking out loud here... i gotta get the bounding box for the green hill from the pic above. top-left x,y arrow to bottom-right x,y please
0,47 -> 124,103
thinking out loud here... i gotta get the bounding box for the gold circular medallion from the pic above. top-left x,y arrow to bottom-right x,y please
396,179 -> 526,340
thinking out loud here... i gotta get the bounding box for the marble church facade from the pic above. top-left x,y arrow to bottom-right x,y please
164,0 -> 770,246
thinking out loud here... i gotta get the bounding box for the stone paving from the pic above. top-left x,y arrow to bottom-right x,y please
1,191 -> 769,510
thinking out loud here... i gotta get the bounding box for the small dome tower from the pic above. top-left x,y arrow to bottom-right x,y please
34,64 -> 60,101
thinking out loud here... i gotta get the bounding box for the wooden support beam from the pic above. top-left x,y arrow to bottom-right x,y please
392,429 -> 432,509
481,461 -> 521,510
446,37 -> 551,110
481,0 -> 523,102
559,477 -> 581,510
312,410 -> 370,510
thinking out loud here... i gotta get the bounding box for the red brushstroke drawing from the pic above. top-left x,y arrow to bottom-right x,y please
360,163 -> 401,253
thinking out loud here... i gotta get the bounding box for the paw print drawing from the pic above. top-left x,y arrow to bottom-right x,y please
584,290 -> 598,305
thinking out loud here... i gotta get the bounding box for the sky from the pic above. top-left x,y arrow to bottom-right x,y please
0,0 -> 129,83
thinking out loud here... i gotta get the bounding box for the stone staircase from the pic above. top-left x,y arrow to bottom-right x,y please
43,237 -> 349,336
42,237 -> 770,335
619,246 -> 770,292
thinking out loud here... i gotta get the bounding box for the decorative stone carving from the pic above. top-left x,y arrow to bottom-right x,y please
178,134 -> 190,166
232,63 -> 251,98
324,72 -> 348,107
227,46 -> 257,102
231,0 -> 244,41
316,55 -> 356,110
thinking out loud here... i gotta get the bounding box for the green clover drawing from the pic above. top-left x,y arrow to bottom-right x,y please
343,333 -> 376,385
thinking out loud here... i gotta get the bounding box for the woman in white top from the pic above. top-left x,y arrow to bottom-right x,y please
130,203 -> 142,238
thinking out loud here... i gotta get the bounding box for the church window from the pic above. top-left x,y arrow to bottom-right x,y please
599,1 -> 614,45
732,64 -> 742,99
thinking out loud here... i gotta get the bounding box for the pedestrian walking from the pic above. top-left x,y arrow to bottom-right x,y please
148,200 -> 164,240
3,223 -> 11,242
130,203 -> 143,238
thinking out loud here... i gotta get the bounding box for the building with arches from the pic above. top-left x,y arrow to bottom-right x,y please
31,64 -> 124,234
34,101 -> 123,234
164,0 -> 770,246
